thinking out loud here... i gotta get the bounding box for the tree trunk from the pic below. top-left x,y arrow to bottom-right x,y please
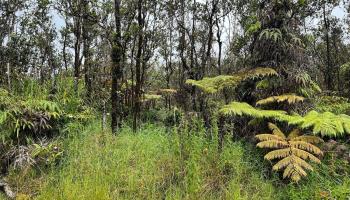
83,0 -> 93,101
111,0 -> 123,134
133,0 -> 144,132
323,5 -> 333,90
73,16 -> 82,93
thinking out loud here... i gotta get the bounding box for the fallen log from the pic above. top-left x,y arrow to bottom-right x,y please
0,178 -> 16,199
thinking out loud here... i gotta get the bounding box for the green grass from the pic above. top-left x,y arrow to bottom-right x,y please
36,123 -> 276,200
5,121 -> 347,200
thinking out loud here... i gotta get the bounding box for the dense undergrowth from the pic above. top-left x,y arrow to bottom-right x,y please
2,121 -> 347,200
0,77 -> 349,199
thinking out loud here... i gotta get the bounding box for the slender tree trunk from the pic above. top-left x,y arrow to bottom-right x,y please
74,17 -> 82,93
63,16 -> 69,71
323,5 -> 333,90
111,0 -> 123,134
133,0 -> 144,132
48,46 -> 57,94
7,63 -> 11,91
179,0 -> 188,85
83,0 -> 93,101
190,0 -> 197,111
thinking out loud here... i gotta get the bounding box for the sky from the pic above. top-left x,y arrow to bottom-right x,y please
53,3 -> 348,30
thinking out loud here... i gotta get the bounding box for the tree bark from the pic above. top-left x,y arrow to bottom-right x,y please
133,0 -> 144,132
323,5 -> 333,90
83,0 -> 93,101
111,0 -> 123,134
73,14 -> 82,93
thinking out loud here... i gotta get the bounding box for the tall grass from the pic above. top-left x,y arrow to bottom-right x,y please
37,122 -> 276,200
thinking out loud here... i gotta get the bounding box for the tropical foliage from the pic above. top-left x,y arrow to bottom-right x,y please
219,101 -> 350,137
256,94 -> 305,106
256,123 -> 324,182
186,67 -> 277,94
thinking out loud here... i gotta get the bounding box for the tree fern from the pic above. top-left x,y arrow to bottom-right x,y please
256,94 -> 305,106
256,123 -> 323,182
186,67 -> 277,94
158,89 -> 177,94
219,101 -> 287,119
0,89 -> 63,141
288,111 -> 350,137
259,28 -> 282,42
219,101 -> 350,137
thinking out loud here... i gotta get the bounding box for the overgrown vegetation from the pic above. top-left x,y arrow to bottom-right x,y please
1,0 -> 350,199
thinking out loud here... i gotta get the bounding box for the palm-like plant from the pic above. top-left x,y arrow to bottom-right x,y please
256,123 -> 324,182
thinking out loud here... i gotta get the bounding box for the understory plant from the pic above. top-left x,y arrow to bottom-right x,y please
256,123 -> 324,182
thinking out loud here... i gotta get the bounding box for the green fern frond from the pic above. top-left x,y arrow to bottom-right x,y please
288,110 -> 350,137
259,28 -> 282,42
220,101 -> 350,137
186,75 -> 241,94
186,67 -> 277,94
219,102 -> 287,119
143,94 -> 162,102
256,94 -> 305,106
158,89 -> 177,94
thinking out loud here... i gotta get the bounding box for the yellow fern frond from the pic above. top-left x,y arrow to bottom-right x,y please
283,164 -> 308,182
290,141 -> 323,156
291,135 -> 324,144
292,155 -> 314,171
264,148 -> 291,160
268,123 -> 286,139
238,67 -> 278,80
273,156 -> 292,171
293,164 -> 308,177
287,129 -> 301,139
257,140 -> 289,149
255,134 -> 284,141
291,148 -> 321,164
257,123 -> 323,182
143,94 -> 162,101
158,89 -> 177,94
283,164 -> 294,179
256,94 -> 305,106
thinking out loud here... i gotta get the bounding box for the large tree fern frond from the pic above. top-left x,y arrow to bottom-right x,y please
256,94 -> 305,106
220,101 -> 350,137
287,129 -> 301,140
264,148 -> 291,160
257,140 -> 289,149
256,123 -> 323,182
268,123 -> 286,139
255,134 -> 284,141
219,102 -> 287,119
291,148 -> 321,163
186,75 -> 241,94
186,67 -> 277,94
288,111 -> 350,137
289,141 -> 323,156
272,156 -> 292,171
291,135 -> 324,144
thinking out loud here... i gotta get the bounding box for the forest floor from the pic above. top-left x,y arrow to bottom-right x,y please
2,121 -> 350,200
